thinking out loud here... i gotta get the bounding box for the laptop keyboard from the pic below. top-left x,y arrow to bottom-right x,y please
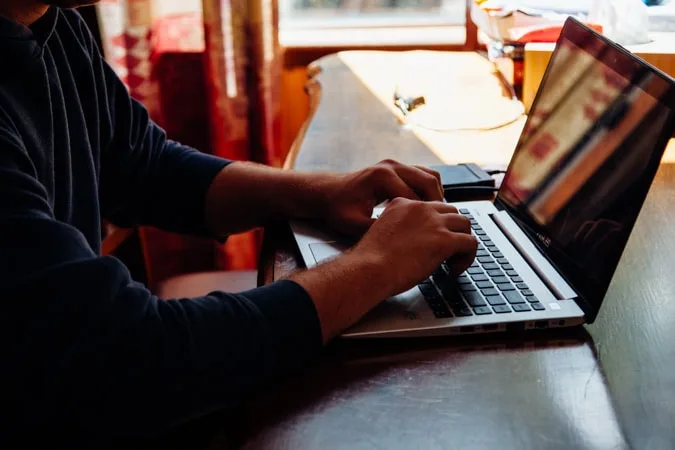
418,208 -> 546,318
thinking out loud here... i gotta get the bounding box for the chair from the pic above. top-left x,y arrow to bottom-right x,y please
102,224 -> 258,299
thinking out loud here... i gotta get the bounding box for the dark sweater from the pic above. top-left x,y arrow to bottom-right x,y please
0,7 -> 321,437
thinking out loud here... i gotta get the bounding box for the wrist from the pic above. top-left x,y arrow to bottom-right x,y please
289,247 -> 388,343
294,172 -> 337,220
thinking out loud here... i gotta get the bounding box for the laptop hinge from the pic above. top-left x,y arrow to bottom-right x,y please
489,211 -> 577,301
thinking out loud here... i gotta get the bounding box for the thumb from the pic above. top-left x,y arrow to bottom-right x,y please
342,214 -> 376,237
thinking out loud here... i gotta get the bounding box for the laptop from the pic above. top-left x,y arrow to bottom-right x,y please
290,17 -> 675,339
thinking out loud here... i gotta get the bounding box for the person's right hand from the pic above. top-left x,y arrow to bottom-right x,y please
290,197 -> 478,343
350,197 -> 478,298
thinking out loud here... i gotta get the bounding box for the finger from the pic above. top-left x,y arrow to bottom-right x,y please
373,169 -> 421,202
444,234 -> 479,274
413,165 -> 442,191
425,201 -> 459,215
447,253 -> 476,276
390,165 -> 444,201
446,232 -> 479,256
443,214 -> 472,234
344,217 -> 376,236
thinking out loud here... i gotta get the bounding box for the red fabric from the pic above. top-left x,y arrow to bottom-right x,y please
248,1 -> 283,167
509,23 -> 604,43
98,2 -> 283,279
202,1 -> 284,270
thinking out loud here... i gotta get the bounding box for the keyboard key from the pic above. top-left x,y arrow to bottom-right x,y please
506,270 -> 519,277
447,299 -> 465,310
497,258 -> 509,265
481,288 -> 499,296
479,235 -> 491,241
516,283 -> 529,290
488,247 -> 500,253
477,256 -> 494,264
457,275 -> 472,284
503,264 -> 514,270
470,219 -> 478,225
531,303 -> 545,311
526,296 -> 540,304
503,291 -> 525,304
476,281 -> 493,289
418,282 -> 439,298
475,230 -> 487,236
442,288 -> 463,305
513,304 -> 531,312
492,276 -> 509,284
427,296 -> 446,306
476,250 -> 489,257
493,305 -> 511,314
464,291 -> 487,307
426,296 -> 446,308
433,308 -> 453,318
453,307 -> 473,317
470,261 -> 480,268
511,276 -> 523,283
426,294 -> 449,310
487,269 -> 504,277
482,239 -> 494,246
467,267 -> 483,275
493,252 -> 504,258
471,273 -> 489,282
473,306 -> 492,315
459,208 -> 470,214
432,269 -> 447,285
486,295 -> 506,306
497,283 -> 516,291
521,289 -> 534,297
460,284 -> 477,292
483,263 -> 500,270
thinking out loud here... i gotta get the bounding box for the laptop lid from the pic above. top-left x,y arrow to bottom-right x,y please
495,17 -> 675,323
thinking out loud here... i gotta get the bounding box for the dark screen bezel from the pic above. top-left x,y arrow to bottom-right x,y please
495,17 -> 675,323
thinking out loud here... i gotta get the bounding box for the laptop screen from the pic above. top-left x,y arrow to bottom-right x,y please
496,18 -> 675,321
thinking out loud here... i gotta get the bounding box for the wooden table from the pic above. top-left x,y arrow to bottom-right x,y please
241,51 -> 675,450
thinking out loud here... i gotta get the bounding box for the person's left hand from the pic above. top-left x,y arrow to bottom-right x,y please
315,159 -> 444,236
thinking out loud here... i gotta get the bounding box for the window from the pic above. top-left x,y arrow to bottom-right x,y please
279,0 -> 469,48
281,1 -> 466,26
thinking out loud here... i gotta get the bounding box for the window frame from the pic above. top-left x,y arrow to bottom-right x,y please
281,0 -> 479,68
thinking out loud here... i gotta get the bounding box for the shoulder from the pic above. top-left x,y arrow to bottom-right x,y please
53,8 -> 99,58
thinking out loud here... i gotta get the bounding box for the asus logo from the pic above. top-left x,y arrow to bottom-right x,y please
537,233 -> 552,248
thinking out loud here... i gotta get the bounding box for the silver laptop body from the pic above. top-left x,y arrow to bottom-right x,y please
290,18 -> 675,338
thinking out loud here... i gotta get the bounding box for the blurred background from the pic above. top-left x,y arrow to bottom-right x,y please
88,0 -> 674,293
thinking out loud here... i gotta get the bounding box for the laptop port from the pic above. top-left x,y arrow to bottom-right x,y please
460,326 -> 475,333
558,320 -> 566,327
535,321 -> 547,329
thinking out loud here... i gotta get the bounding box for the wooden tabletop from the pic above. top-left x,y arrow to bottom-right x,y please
242,51 -> 675,450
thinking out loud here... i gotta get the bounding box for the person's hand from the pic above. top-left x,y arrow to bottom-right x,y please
291,197 -> 477,342
349,197 -> 478,298
317,159 -> 444,236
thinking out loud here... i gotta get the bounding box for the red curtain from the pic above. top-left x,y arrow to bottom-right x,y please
202,0 -> 283,270
97,0 -> 283,285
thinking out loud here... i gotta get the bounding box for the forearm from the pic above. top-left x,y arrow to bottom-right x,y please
289,250 -> 390,343
4,246 -> 322,434
205,161 -> 335,236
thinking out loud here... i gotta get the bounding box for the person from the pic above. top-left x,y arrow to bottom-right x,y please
0,0 -> 477,440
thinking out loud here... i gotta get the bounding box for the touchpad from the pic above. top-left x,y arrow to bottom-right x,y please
309,242 -> 351,264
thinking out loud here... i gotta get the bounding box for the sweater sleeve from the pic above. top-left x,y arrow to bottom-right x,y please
0,112 -> 323,435
90,28 -> 228,237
